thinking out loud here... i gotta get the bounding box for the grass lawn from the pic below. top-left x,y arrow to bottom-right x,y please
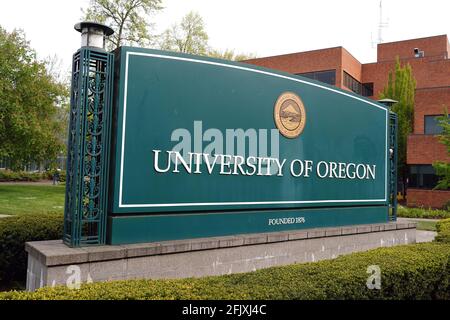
0,184 -> 446,223
416,220 -> 438,231
0,184 -> 65,215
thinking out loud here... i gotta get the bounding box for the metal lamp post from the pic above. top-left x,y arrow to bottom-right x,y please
378,98 -> 398,109
74,21 -> 114,50
63,22 -> 115,247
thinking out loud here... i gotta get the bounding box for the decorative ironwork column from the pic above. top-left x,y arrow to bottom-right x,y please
389,112 -> 398,221
63,22 -> 114,247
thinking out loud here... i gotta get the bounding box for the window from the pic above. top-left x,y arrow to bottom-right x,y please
362,83 -> 374,97
297,70 -> 336,86
424,115 -> 448,135
342,72 -> 374,97
408,165 -> 440,189
343,71 -> 361,95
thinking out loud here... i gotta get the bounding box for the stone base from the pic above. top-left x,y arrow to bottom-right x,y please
26,221 -> 416,291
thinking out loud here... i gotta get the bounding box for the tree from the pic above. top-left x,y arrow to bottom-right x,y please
45,54 -> 71,153
0,27 -> 68,171
159,11 -> 208,55
83,0 -> 163,50
379,57 -> 416,197
207,48 -> 257,61
432,107 -> 450,190
159,12 -> 257,61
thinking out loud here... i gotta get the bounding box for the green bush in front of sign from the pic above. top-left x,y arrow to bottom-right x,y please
436,218 -> 450,244
1,242 -> 448,299
0,214 -> 63,289
397,205 -> 450,219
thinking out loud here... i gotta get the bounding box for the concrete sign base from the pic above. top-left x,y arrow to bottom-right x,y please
26,221 -> 416,291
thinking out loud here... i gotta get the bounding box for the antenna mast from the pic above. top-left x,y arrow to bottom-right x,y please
372,0 -> 389,48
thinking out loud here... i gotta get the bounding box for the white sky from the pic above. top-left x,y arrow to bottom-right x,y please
0,0 -> 449,73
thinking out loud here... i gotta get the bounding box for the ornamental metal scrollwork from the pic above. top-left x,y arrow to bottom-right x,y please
388,113 -> 398,221
63,48 -> 114,247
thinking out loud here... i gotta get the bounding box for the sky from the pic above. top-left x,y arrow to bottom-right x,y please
0,0 -> 449,73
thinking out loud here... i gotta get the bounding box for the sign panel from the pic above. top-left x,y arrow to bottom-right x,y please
107,47 -> 390,243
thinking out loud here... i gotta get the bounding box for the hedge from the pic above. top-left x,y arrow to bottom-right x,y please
397,205 -> 450,219
0,242 -> 448,300
436,218 -> 450,244
0,214 -> 63,288
0,170 -> 66,182
0,170 -> 43,182
42,170 -> 66,183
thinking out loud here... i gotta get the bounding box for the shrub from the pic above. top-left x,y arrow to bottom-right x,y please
0,170 -> 43,182
43,170 -> 66,183
443,200 -> 450,212
0,169 -> 66,183
1,242 -> 448,300
436,218 -> 450,244
0,214 -> 63,288
397,205 -> 450,219
58,171 -> 66,183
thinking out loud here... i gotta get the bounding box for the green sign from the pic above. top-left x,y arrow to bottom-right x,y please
106,47 -> 390,244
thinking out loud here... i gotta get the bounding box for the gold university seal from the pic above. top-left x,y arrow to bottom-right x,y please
274,92 -> 306,138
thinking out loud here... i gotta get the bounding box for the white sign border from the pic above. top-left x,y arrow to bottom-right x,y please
118,51 -> 389,208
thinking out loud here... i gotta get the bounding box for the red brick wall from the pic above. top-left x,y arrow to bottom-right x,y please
340,47 -> 362,92
243,47 -> 346,90
361,59 -> 450,100
377,35 -> 449,62
414,87 -> 450,134
361,62 -> 392,99
407,135 -> 450,164
245,37 -> 450,209
407,189 -> 450,209
341,48 -> 362,79
408,59 -> 450,88
243,47 -> 342,76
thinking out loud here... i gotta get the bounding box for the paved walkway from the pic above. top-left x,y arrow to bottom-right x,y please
416,230 -> 438,243
398,218 -> 438,243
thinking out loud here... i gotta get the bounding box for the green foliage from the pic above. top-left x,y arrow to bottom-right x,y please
0,170 -> 65,183
160,11 -> 209,55
0,214 -> 63,288
380,57 -> 416,193
433,107 -> 450,190
43,170 -> 66,183
83,0 -> 163,50
435,218 -> 450,243
435,108 -> 450,152
0,170 -> 43,182
0,242 -> 448,299
397,205 -> 450,219
445,200 -> 450,211
433,162 -> 450,189
159,11 -> 257,61
0,185 -> 65,216
207,48 -> 257,61
0,27 -> 68,171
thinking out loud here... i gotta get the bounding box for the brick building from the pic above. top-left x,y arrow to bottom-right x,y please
244,35 -> 450,209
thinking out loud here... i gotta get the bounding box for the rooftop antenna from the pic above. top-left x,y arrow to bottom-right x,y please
372,0 -> 389,48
